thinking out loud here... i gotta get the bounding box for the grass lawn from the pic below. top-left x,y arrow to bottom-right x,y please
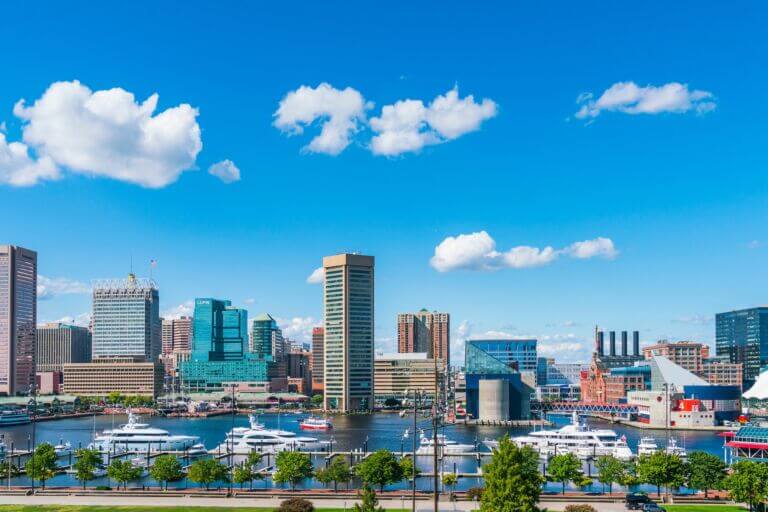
664,506 -> 747,512
0,507 -> 401,512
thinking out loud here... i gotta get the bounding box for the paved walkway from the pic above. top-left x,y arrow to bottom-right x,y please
0,494 -> 640,511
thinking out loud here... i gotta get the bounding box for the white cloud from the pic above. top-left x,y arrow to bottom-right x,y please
278,316 -> 321,342
49,312 -> 91,327
273,83 -> 368,155
243,298 -> 256,305
673,314 -> 713,325
37,275 -> 90,299
575,81 -> 716,120
369,87 -> 497,156
747,240 -> 761,249
162,300 -> 194,320
429,231 -> 617,272
208,159 -> 240,183
4,80 -> 202,188
307,266 -> 325,284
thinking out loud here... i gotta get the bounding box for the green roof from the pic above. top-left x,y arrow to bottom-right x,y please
253,313 -> 274,322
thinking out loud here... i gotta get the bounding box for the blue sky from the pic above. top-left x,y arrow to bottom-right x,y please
2,1 -> 767,362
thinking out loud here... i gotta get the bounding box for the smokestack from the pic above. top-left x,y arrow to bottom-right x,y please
609,331 -> 616,356
597,331 -> 604,356
621,331 -> 628,356
633,331 -> 640,355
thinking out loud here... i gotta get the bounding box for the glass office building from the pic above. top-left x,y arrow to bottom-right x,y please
716,307 -> 768,387
180,298 -> 268,392
464,339 -> 531,419
251,313 -> 279,357
91,274 -> 160,361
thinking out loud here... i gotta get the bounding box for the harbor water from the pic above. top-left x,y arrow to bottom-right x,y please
0,412 -> 729,492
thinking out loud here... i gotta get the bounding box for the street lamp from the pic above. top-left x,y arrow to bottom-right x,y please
29,383 -> 37,494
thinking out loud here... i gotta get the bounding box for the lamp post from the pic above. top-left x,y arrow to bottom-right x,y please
229,383 -> 237,495
29,383 -> 37,494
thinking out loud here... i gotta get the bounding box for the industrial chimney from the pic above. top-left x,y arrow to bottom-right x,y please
609,331 -> 616,356
633,331 -> 640,355
621,331 -> 628,356
597,330 -> 605,356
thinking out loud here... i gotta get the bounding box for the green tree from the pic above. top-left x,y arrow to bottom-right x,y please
106,459 -> 143,490
481,436 -> 543,512
25,443 -> 58,490
107,391 -> 122,405
354,484 -> 385,512
686,451 -> 726,498
273,451 -> 313,491
594,455 -> 625,494
398,456 -> 420,483
354,449 -> 403,492
548,453 -> 582,495
0,461 -> 20,479
149,454 -> 184,490
636,452 -> 686,498
73,448 -> 102,490
316,456 -> 352,491
443,472 -> 458,495
188,458 -> 229,491
246,451 -> 263,468
233,464 -> 256,490
311,394 -> 323,407
725,460 -> 768,512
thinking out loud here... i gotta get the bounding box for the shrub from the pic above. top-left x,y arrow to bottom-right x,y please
278,497 -> 315,512
565,505 -> 597,512
467,486 -> 484,501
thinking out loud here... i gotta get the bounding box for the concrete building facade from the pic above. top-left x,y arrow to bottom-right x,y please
642,340 -> 709,374
0,245 -> 37,395
63,357 -> 164,397
323,253 -> 374,412
36,323 -> 91,373
311,327 -> 324,392
397,309 -> 450,370
373,352 -> 439,402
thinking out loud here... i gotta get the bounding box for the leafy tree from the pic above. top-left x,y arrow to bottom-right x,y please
73,448 -> 102,490
619,460 -> 640,488
354,449 -> 403,492
0,461 -> 20,479
548,453 -> 582,495
311,394 -> 323,407
274,451 -> 313,491
233,464 -> 256,490
316,456 -> 352,491
25,443 -> 58,490
595,455 -> 625,494
106,459 -> 143,490
636,452 -> 686,498
149,454 -> 184,490
354,484 -> 384,512
686,451 -> 726,498
188,458 -> 229,490
725,460 -> 768,512
443,472 -> 458,494
399,456 -> 420,482
481,436 -> 543,512
246,451 -> 263,468
107,391 -> 123,405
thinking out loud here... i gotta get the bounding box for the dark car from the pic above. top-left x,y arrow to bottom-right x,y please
625,493 -> 651,510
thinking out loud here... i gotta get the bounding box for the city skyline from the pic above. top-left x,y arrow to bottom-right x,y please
4,2 -> 768,364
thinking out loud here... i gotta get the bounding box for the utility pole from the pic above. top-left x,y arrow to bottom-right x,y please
411,390 -> 418,512
29,383 -> 37,494
433,355 -> 439,512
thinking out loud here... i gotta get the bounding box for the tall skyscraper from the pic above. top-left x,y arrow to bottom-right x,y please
323,253 -> 374,412
397,309 -> 450,369
0,245 -> 37,395
312,327 -> 324,392
716,307 -> 768,387
91,274 -> 160,361
161,316 -> 193,355
251,313 -> 279,357
36,323 -> 92,373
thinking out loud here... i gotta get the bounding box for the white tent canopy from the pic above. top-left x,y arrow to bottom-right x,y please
744,368 -> 768,400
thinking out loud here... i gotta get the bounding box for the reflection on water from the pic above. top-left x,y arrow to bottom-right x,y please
0,412 -> 728,492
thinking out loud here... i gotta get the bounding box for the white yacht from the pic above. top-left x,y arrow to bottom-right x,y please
54,441 -> 73,457
217,414 -> 329,454
637,437 -> 659,456
509,412 -> 634,461
88,410 -> 198,452
413,430 -> 474,455
665,438 -> 687,460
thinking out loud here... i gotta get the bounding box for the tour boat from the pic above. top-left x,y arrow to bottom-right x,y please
0,409 -> 31,426
637,437 -> 659,456
299,416 -> 332,431
413,430 -> 474,455
88,410 -> 198,452
510,412 -> 634,461
665,438 -> 687,460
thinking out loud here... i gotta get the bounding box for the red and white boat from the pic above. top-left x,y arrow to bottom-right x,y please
300,416 -> 332,431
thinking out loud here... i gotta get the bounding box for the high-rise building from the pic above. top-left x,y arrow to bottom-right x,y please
161,316 -> 193,355
374,352 -> 440,402
397,309 -> 450,370
716,307 -> 768,387
36,323 -> 92,373
179,298 -> 268,393
251,313 -> 279,357
642,341 -> 709,374
91,274 -> 160,361
323,253 -> 374,412
0,245 -> 37,395
312,327 -> 324,392
465,339 -> 538,372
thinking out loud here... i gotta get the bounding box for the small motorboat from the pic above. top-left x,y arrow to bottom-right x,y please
637,437 -> 659,456
187,443 -> 208,456
54,442 -> 72,457
299,416 -> 332,431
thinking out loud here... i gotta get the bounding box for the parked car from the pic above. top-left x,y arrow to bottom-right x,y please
625,493 -> 651,510
642,503 -> 666,512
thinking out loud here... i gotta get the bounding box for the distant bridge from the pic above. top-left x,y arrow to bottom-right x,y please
531,401 -> 638,417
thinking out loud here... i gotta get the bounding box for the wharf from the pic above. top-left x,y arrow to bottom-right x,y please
462,419 -> 551,427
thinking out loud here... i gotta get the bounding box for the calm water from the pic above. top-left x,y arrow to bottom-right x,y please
0,412 -> 729,492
